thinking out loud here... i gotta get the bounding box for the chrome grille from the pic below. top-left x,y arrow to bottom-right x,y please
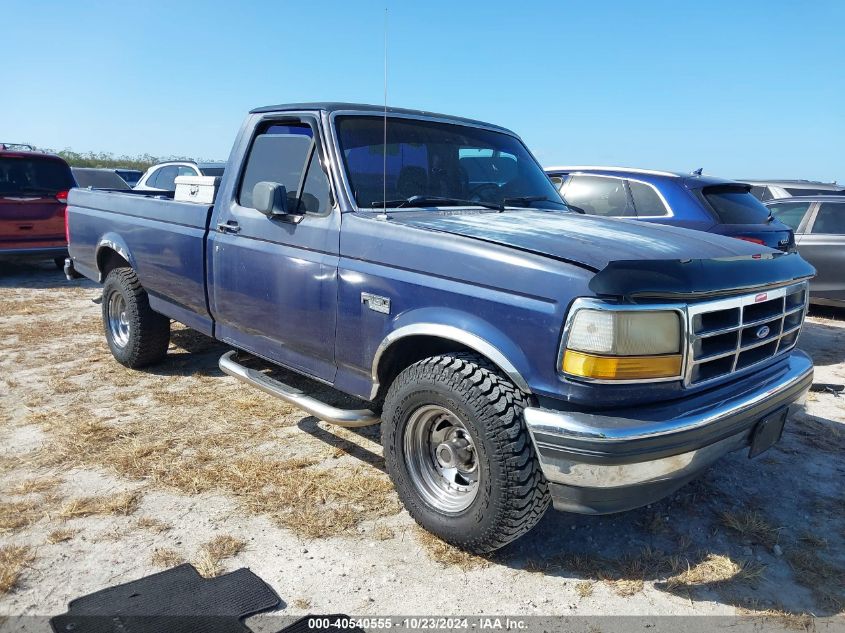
685,282 -> 808,386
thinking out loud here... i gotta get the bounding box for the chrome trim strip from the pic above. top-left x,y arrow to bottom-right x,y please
545,165 -> 679,178
557,298 -> 688,385
219,351 -> 380,427
370,323 -> 531,395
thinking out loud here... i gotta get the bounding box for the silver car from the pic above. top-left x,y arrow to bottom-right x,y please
766,195 -> 845,307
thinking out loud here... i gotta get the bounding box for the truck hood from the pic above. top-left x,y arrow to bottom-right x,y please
390,209 -> 762,271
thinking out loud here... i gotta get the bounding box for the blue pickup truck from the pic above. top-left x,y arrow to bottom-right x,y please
65,102 -> 815,553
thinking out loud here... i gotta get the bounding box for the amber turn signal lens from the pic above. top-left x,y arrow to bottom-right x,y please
562,350 -> 682,380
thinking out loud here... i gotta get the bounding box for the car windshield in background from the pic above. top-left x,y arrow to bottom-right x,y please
701,185 -> 771,224
72,168 -> 131,190
0,157 -> 74,195
199,167 -> 225,177
335,115 -> 566,210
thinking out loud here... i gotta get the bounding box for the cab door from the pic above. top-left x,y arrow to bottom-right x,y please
208,115 -> 339,382
798,201 -> 845,305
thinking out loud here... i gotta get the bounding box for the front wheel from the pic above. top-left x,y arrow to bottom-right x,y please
102,267 -> 170,368
381,353 -> 550,553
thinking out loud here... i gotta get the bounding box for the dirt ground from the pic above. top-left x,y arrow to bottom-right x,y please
1,259 -> 843,629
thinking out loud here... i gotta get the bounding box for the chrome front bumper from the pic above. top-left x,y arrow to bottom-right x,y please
523,350 -> 813,514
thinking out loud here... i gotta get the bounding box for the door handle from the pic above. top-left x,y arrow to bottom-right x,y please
217,220 -> 240,234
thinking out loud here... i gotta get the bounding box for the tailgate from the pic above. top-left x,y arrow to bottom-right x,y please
0,195 -> 65,247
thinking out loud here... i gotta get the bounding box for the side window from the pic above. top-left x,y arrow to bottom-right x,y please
154,166 -> 179,191
562,175 -> 633,217
811,203 -> 845,234
297,151 -> 332,214
628,180 -> 669,217
238,122 -> 329,214
145,167 -> 161,188
749,186 -> 772,202
548,175 -> 565,189
768,201 -> 812,232
176,165 -> 196,177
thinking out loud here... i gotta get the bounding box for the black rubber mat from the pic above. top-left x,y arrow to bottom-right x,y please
50,563 -> 280,633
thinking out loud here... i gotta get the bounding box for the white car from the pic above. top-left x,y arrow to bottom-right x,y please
135,161 -> 225,192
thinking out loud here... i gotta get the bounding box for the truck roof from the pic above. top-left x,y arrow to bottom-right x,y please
250,102 -> 512,133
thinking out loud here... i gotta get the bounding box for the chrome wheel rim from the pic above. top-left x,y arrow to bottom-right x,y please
107,292 -> 130,348
403,404 -> 479,513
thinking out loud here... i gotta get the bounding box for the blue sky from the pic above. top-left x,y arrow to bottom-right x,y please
3,0 -> 843,181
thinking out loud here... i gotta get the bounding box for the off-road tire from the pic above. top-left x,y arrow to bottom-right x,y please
102,267 -> 170,368
382,352 -> 550,553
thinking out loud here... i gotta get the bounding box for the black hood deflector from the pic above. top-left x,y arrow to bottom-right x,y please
589,252 -> 816,301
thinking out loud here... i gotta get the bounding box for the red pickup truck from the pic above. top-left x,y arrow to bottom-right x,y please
0,144 -> 75,268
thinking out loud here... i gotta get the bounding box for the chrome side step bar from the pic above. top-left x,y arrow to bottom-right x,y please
218,351 -> 380,428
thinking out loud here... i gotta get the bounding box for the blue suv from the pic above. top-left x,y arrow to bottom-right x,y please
545,166 -> 794,251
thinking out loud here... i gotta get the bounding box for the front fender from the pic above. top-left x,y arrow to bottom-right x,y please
371,307 -> 533,394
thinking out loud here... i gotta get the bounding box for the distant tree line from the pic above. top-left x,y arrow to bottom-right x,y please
35,148 -> 211,171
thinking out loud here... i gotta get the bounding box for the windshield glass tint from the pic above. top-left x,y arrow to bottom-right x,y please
702,186 -> 771,224
335,116 -> 565,210
0,157 -> 74,195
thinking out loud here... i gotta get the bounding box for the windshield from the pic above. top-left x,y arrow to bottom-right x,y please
0,156 -> 74,195
701,185 -> 772,224
199,167 -> 225,177
335,115 -> 566,210
72,169 -> 131,190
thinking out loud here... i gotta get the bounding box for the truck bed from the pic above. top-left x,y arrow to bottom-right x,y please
66,188 -> 215,334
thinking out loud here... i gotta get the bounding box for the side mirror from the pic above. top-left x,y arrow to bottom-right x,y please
253,181 -> 288,216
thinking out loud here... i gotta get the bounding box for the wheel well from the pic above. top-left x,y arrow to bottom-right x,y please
376,335 -> 475,397
97,248 -> 130,279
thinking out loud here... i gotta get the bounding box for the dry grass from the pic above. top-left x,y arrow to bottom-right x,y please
26,401 -> 400,539
414,528 -> 488,570
7,476 -> 61,495
667,554 -> 764,590
372,525 -> 394,540
150,548 -> 185,568
785,546 -> 844,612
137,516 -> 171,533
720,510 -> 780,547
608,578 -> 644,597
58,490 -> 141,519
193,535 -> 246,578
46,528 -> 76,544
0,500 -> 42,532
575,581 -> 594,598
739,605 -> 816,631
292,597 -> 312,610
0,545 -> 34,595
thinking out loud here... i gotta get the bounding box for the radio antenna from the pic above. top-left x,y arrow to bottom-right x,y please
381,7 -> 388,218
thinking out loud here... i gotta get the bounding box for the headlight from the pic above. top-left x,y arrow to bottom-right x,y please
562,308 -> 683,380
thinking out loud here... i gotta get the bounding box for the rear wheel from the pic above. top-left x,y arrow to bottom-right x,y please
102,267 -> 170,368
382,352 -> 550,553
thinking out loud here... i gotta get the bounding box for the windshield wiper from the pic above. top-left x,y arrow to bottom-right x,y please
371,195 -> 503,211
502,195 -> 549,207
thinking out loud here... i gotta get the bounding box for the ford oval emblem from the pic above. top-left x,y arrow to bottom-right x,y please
756,325 -> 771,339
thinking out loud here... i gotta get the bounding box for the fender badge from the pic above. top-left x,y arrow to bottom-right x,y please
361,292 -> 391,315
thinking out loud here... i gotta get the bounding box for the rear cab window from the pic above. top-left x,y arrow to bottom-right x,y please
700,185 -> 771,224
0,156 -> 74,196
